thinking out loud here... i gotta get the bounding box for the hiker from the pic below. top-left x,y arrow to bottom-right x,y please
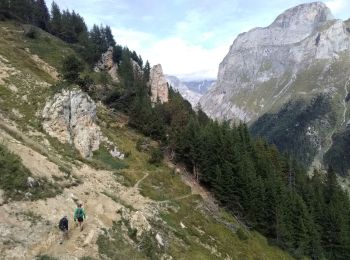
74,203 -> 86,231
58,216 -> 69,244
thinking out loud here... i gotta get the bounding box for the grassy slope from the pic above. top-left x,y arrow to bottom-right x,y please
0,21 -> 292,259
97,107 -> 292,259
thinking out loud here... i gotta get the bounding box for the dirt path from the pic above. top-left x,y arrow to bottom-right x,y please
134,172 -> 149,189
0,123 -> 155,259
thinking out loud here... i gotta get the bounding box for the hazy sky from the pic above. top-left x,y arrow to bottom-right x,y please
52,0 -> 350,80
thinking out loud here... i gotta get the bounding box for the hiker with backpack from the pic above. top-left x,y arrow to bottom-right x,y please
58,216 -> 69,244
74,203 -> 86,231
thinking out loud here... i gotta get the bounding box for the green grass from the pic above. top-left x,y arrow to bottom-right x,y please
92,146 -> 128,170
79,257 -> 97,260
0,143 -> 61,201
140,167 -> 191,201
102,191 -> 135,211
158,196 -> 292,259
97,225 -> 146,260
25,26 -> 75,70
113,171 -> 134,187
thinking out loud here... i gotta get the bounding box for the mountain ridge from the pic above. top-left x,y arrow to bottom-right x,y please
200,1 -> 350,173
166,75 -> 214,107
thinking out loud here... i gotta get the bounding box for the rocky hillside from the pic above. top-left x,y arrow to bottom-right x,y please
200,2 -> 350,172
0,21 -> 292,259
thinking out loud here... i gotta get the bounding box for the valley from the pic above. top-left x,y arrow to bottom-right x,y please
1,1 -> 350,259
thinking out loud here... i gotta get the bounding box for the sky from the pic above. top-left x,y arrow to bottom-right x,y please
52,0 -> 350,80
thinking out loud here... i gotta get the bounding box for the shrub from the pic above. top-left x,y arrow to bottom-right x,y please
136,137 -> 150,152
0,144 -> 61,201
148,147 -> 163,166
61,54 -> 84,84
24,25 -> 38,39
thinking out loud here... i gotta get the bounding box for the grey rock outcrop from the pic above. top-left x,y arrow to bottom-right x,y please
149,64 -> 169,103
42,89 -> 102,158
131,59 -> 143,77
200,2 -> 350,122
94,47 -> 119,82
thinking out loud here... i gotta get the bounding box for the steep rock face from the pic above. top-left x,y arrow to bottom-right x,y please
94,47 -> 119,82
166,75 -> 202,107
200,2 -> 350,172
166,75 -> 214,107
42,89 -> 102,158
183,79 -> 215,94
200,2 -> 350,122
149,64 -> 169,103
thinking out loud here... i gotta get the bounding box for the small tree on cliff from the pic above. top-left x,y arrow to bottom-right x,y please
61,55 -> 84,84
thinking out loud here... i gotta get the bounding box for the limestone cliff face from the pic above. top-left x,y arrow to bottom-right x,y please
200,2 -> 350,122
94,47 -> 119,82
200,2 -> 350,171
149,64 -> 169,103
42,89 -> 102,158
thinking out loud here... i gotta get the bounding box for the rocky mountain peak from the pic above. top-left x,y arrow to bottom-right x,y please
271,2 -> 333,30
232,2 -> 334,50
201,1 -> 350,123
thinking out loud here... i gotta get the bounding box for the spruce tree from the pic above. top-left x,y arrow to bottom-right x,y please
50,1 -> 61,36
33,0 -> 49,30
104,25 -> 115,47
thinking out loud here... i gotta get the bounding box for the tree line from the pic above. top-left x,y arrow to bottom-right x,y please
1,0 -> 121,66
131,86 -> 350,259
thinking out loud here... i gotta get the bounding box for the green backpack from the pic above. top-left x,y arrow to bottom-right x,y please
76,208 -> 84,218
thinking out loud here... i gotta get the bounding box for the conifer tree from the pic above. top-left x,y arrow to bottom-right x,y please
33,0 -> 49,30
50,1 -> 61,36
104,25 -> 115,47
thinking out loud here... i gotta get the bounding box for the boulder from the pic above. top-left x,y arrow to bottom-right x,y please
109,146 -> 124,160
156,233 -> 164,247
129,211 -> 151,238
26,177 -> 37,188
42,89 -> 102,158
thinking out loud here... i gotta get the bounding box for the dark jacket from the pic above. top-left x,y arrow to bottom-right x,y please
59,217 -> 68,231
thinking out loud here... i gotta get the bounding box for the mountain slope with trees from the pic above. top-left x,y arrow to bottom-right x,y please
200,2 -> 350,176
1,1 -> 350,259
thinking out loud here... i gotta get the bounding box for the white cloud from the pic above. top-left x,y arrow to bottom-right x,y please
111,27 -> 155,52
111,26 -> 230,80
325,0 -> 350,18
144,37 -> 229,80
